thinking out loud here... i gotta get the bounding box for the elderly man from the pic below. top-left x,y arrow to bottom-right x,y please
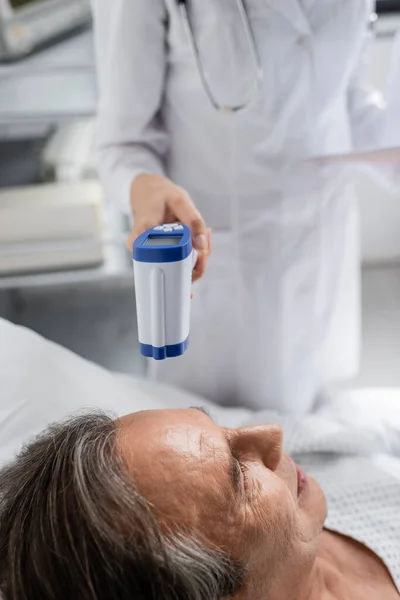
0,318 -> 399,599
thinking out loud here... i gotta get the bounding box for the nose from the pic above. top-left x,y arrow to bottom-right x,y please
229,424 -> 283,472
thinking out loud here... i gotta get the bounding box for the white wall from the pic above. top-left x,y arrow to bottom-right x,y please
359,17 -> 400,264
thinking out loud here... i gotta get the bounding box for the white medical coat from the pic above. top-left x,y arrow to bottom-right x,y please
93,0 -> 400,412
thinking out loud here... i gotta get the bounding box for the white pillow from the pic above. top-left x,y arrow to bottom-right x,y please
0,318 -> 252,468
0,318 -> 168,467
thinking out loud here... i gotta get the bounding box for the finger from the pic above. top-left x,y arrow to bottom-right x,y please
192,251 -> 208,282
192,228 -> 211,281
206,228 -> 212,254
191,219 -> 209,254
169,192 -> 209,254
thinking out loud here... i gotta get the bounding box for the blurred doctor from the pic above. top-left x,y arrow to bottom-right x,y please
93,0 -> 397,413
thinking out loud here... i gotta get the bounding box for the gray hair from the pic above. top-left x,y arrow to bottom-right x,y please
0,412 -> 244,600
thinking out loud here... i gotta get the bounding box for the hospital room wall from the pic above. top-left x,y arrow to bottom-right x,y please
359,33 -> 400,264
334,30 -> 400,391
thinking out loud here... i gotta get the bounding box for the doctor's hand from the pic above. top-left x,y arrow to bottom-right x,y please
127,174 -> 211,282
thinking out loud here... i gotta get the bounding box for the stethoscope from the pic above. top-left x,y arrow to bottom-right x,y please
177,0 -> 263,113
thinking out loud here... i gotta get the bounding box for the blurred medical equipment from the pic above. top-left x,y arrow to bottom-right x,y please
41,119 -> 97,182
377,1 -> 400,13
0,0 -> 91,62
39,119 -> 130,238
0,180 -> 105,275
177,0 -> 262,112
133,224 -> 198,360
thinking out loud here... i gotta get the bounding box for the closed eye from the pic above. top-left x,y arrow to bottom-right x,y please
231,458 -> 243,493
237,459 -> 249,490
229,442 -> 248,494
191,407 -> 248,493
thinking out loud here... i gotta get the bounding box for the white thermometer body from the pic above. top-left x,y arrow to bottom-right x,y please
133,223 -> 197,360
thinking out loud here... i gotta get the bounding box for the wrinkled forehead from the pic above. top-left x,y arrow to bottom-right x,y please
118,408 -> 223,463
117,409 -> 230,523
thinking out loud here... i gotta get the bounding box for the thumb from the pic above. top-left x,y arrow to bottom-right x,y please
190,218 -> 209,254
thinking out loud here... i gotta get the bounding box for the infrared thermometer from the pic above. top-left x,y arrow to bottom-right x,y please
133,223 -> 198,360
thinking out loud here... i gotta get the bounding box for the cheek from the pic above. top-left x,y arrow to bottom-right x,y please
250,465 -> 296,520
240,470 -> 298,556
196,484 -> 246,550
145,464 -> 241,547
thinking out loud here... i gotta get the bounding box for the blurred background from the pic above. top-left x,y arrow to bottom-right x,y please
0,0 -> 145,376
0,0 -> 400,386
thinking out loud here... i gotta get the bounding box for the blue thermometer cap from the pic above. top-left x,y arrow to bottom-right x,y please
133,223 -> 192,263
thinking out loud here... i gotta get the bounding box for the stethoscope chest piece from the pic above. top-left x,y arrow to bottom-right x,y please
176,0 -> 263,112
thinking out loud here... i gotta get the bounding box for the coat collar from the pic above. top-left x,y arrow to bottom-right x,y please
263,0 -> 312,36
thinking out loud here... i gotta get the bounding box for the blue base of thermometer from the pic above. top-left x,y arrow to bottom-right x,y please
140,337 -> 189,360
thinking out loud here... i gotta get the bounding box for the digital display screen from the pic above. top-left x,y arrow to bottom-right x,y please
10,0 -> 43,8
145,236 -> 181,247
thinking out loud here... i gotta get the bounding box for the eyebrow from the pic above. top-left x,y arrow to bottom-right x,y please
191,407 -> 243,494
191,406 -> 211,417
